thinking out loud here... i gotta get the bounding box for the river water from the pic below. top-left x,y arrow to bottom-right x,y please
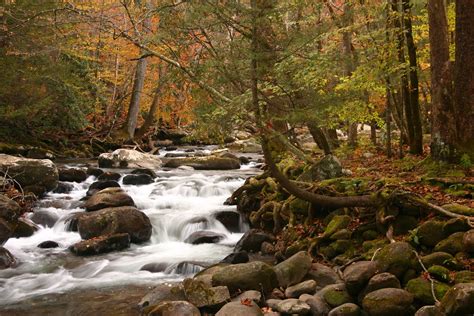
0,153 -> 258,307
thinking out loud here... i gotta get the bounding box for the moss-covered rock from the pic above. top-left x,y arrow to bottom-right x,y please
439,283 -> 474,316
405,277 -> 451,305
374,242 -> 416,279
393,215 -> 418,236
454,270 -> 474,284
421,252 -> 454,269
324,215 -> 351,238
427,265 -> 452,283
273,251 -> 312,287
434,232 -> 465,255
318,283 -> 353,307
443,218 -> 470,235
362,288 -> 414,316
441,203 -> 474,216
416,220 -> 446,247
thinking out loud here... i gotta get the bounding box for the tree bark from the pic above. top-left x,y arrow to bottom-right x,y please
308,123 -> 332,155
348,122 -> 358,148
126,57 -> 148,139
454,0 -> 474,158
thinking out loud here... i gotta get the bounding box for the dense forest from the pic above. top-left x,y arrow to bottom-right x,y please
0,1 -> 473,316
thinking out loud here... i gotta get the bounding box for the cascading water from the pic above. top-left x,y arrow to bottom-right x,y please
0,162 -> 257,305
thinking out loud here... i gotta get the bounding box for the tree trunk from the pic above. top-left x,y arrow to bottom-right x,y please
454,0 -> 474,158
348,122 -> 358,148
428,0 -> 456,160
370,121 -> 377,145
326,128 -> 340,148
308,123 -> 331,155
126,57 -> 148,140
386,84 -> 392,158
402,0 -> 423,154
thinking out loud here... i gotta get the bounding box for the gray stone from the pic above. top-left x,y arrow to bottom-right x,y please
285,280 -> 317,298
274,251 -> 312,288
440,283 -> 474,315
415,305 -> 445,316
98,149 -> 162,169
343,261 -> 378,296
306,263 -> 343,290
233,290 -> 262,305
138,282 -> 186,310
317,283 -> 353,308
328,303 -> 360,316
146,301 -> 200,316
299,294 -> 330,316
359,272 -> 400,301
276,299 -> 311,315
84,188 -> 135,212
362,288 -> 414,316
216,301 -> 263,316
266,299 -> 282,310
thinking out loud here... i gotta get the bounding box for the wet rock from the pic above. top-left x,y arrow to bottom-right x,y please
86,167 -> 104,177
212,261 -> 278,293
138,282 -> 186,310
86,180 -> 120,196
0,218 -> 14,245
31,210 -> 59,227
0,246 -> 16,269
421,252 -> 454,269
58,168 -> 88,183
183,278 -> 230,308
145,301 -> 200,316
306,262 -> 343,290
184,231 -> 225,244
173,261 -> 206,274
37,241 -> 59,248
216,301 -> 263,316
234,229 -> 273,253
122,174 -> 154,185
13,218 -> 39,237
414,305 -> 445,316
98,149 -> 162,169
233,290 -> 262,305
131,168 -> 156,178
405,277 -> 451,305
343,261 -> 378,296
220,251 -> 249,264
373,242 -> 416,278
285,280 -> 317,298
26,148 -> 55,160
53,182 -> 74,194
215,210 -> 240,233
462,229 -> 474,253
434,232 -> 465,255
274,251 -> 312,288
439,283 -> 474,315
97,172 -> 121,181
0,195 -> 21,222
84,188 -> 135,212
0,154 -> 59,192
140,262 -> 169,273
359,273 -> 400,300
362,288 -> 414,316
428,265 -> 451,283
77,206 -> 152,243
70,233 -> 131,256
164,157 -> 240,170
328,303 -> 360,316
443,218 -> 470,235
299,293 -> 330,315
317,283 -> 353,308
239,156 -> 250,164
276,298 -> 311,315
416,220 -> 446,247
194,264 -> 229,287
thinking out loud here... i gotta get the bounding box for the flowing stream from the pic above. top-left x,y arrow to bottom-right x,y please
0,155 -> 258,306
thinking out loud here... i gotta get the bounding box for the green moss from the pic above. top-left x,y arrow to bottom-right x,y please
428,265 -> 452,283
324,215 -> 351,238
406,277 -> 451,305
442,203 -> 474,216
454,271 -> 474,284
322,287 -> 352,307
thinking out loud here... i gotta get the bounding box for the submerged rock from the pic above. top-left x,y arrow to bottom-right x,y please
184,231 -> 225,245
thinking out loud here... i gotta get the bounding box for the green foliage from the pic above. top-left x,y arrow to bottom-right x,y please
459,154 -> 472,169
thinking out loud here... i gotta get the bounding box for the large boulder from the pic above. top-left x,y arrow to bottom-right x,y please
84,188 -> 135,212
70,233 -> 130,256
373,242 -> 416,278
306,262 -> 343,290
145,301 -> 200,316
362,288 -> 414,316
440,283 -> 474,315
216,301 -> 263,316
98,149 -> 162,169
0,195 -> 21,244
164,157 -> 240,170
0,154 -> 58,192
234,229 -> 273,253
273,251 -> 312,288
77,206 -> 152,243
212,261 -> 278,293
58,168 -> 88,183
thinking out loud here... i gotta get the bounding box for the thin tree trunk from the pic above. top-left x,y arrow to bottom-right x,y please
326,128 -> 340,148
348,122 -> 358,148
126,57 -> 148,139
386,84 -> 392,158
308,123 -> 332,155
370,121 -> 377,145
107,53 -> 120,118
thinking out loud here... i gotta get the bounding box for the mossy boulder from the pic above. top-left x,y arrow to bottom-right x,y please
462,229 -> 474,253
416,220 -> 446,247
440,283 -> 474,316
273,251 -> 312,287
324,215 -> 352,238
421,252 -> 454,269
434,232 -> 465,255
183,278 -> 230,308
427,265 -> 452,283
317,283 -> 353,308
362,288 -> 414,316
405,277 -> 451,305
373,242 -> 416,278
443,218 -> 470,235
454,270 -> 474,284
442,203 -> 474,216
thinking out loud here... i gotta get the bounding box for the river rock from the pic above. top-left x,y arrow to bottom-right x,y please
234,229 -> 273,253
0,219 -> 14,245
0,246 -> 16,269
98,149 -> 162,169
362,288 -> 414,316
227,139 -> 262,153
306,262 -> 343,290
276,298 -> 311,315
86,180 -> 120,196
184,231 -> 225,244
140,262 -> 169,273
414,305 -> 445,316
462,229 -> 474,253
214,210 -> 240,232
37,240 -> 59,249
285,280 -> 317,298
233,290 -> 262,305
84,188 -> 135,212
299,293 -> 331,315
86,167 -> 104,177
131,168 -> 157,178
373,241 -> 415,278
416,220 -> 446,247
328,303 -> 361,316
434,232 -> 465,255
164,157 -> 240,170
31,210 -> 59,227
194,263 -> 229,287
13,217 -> 38,237
443,218 -> 470,235
77,206 -> 152,243
439,283 -> 474,315
97,172 -> 121,181
183,278 -> 230,308
343,261 -> 378,296
317,283 -> 353,308
70,233 -> 131,256
122,174 -> 154,185
53,182 -> 74,194
58,168 -> 88,183
145,301 -> 200,316
0,195 -> 21,222
0,154 -> 58,192
212,261 -> 278,293
405,277 -> 451,305
274,251 -> 312,288
359,273 -> 400,301
216,301 -> 263,316
26,148 -> 55,160
421,252 -> 454,268
220,251 -> 249,264
138,282 -> 186,310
